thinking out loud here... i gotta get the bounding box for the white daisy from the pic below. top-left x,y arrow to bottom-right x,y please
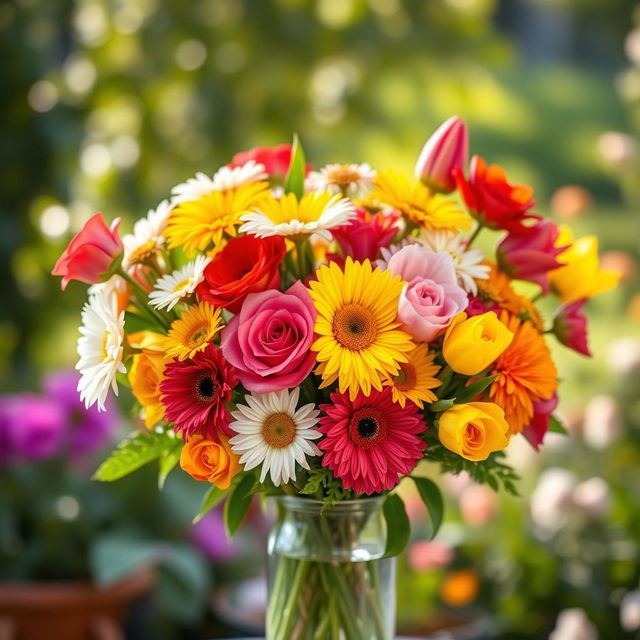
418,230 -> 489,295
306,163 -> 376,196
171,160 -> 267,204
229,387 -> 322,486
76,290 -> 126,411
239,191 -> 356,241
149,254 -> 211,311
122,199 -> 173,269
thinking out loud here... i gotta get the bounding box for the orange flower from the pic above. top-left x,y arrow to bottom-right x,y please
490,312 -> 558,434
440,570 -> 479,607
476,263 -> 543,331
180,433 -> 241,489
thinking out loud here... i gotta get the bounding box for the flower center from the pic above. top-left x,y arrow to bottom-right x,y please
196,374 -> 219,402
333,303 -> 377,351
172,277 -> 191,293
100,330 -> 110,360
349,408 -> 387,449
187,323 -> 210,347
128,240 -> 157,264
327,167 -> 361,187
464,422 -> 485,450
394,362 -> 416,391
262,412 -> 296,449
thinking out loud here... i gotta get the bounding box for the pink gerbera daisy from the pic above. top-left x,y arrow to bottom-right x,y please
319,388 -> 427,495
160,343 -> 238,441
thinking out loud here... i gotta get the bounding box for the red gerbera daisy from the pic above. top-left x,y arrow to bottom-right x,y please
160,343 -> 238,441
319,388 -> 427,495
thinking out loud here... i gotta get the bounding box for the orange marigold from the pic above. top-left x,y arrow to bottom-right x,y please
476,262 -> 543,331
490,312 -> 558,434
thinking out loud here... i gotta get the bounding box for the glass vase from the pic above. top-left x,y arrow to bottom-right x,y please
266,495 -> 395,640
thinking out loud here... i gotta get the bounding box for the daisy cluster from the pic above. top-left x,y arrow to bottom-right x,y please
53,118 -> 618,508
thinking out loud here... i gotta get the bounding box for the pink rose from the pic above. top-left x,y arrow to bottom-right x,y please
384,245 -> 468,342
52,213 -> 123,290
221,281 -> 317,392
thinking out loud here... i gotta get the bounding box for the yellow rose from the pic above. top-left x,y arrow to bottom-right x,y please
438,402 -> 510,461
548,225 -> 619,303
128,331 -> 168,428
443,312 -> 513,376
180,434 -> 241,489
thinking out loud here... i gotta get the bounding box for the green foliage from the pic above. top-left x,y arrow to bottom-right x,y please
301,466 -> 355,512
284,133 -> 305,198
383,493 -> 410,557
94,430 -> 177,482
157,440 -> 183,490
549,414 -> 569,435
224,473 -> 256,537
193,485 -> 227,524
453,375 -> 498,404
411,476 -> 444,540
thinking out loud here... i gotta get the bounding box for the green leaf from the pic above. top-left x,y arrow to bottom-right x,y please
383,493 -> 411,557
94,430 -> 176,482
454,375 -> 497,404
223,473 -> 255,537
412,476 -> 444,540
430,398 -> 455,413
91,534 -> 157,586
193,485 -> 227,524
549,414 -> 568,435
124,310 -> 157,334
284,133 -> 305,198
158,440 -> 183,490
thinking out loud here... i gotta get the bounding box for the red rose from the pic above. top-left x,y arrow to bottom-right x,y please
196,235 -> 286,313
229,144 -> 294,179
52,213 -> 123,290
455,155 -> 538,233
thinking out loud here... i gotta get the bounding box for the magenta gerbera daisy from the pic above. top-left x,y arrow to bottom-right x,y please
160,343 -> 238,441
318,388 -> 427,495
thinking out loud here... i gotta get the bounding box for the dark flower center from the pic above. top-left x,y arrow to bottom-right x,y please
349,408 -> 386,449
196,375 -> 218,402
357,416 -> 379,439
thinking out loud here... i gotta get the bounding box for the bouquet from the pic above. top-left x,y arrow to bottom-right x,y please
52,117 -> 618,638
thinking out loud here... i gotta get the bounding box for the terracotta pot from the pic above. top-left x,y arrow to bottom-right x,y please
0,567 -> 154,640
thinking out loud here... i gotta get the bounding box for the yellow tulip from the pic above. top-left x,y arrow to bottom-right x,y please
438,402 -> 510,461
443,312 -> 513,376
548,225 -> 619,303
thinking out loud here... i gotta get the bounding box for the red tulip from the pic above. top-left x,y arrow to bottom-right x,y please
455,156 -> 538,232
52,213 -> 123,290
229,144 -> 295,179
497,220 -> 567,293
331,208 -> 400,262
415,116 -> 468,193
552,298 -> 591,357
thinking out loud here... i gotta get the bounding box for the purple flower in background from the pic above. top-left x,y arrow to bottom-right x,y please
0,394 -> 66,463
192,508 -> 239,562
43,370 -> 118,458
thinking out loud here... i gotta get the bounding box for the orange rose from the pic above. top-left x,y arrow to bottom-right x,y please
180,433 -> 241,489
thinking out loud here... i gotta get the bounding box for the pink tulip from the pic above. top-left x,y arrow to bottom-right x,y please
523,393 -> 558,450
415,116 -> 468,193
497,220 -> 567,293
331,208 -> 400,262
52,213 -> 123,290
552,298 -> 591,357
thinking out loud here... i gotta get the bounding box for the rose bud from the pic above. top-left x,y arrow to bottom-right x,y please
415,116 -> 468,193
552,298 -> 591,357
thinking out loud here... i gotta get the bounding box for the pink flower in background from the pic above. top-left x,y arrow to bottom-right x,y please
415,116 -> 468,193
408,540 -> 454,572
331,208 -> 400,262
383,245 -> 468,342
552,298 -> 591,357
465,295 -> 501,317
523,393 -> 558,450
459,484 -> 498,525
549,609 -> 597,640
221,282 -> 317,393
497,220 -> 567,293
52,213 -> 123,290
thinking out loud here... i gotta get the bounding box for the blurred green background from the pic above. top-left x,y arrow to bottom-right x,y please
2,0 -> 640,638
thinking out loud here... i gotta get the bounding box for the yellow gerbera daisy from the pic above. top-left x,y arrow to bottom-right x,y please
372,170 -> 472,232
384,343 -> 441,408
166,182 -> 269,256
164,301 -> 223,361
239,191 -> 355,240
308,258 -> 415,400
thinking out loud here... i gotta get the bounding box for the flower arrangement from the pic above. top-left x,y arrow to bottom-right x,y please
52,117 -> 618,637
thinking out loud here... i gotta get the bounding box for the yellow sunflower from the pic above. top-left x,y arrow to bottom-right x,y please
164,301 -> 223,361
372,170 -> 472,232
384,343 -> 441,408
166,182 -> 269,256
308,258 -> 415,400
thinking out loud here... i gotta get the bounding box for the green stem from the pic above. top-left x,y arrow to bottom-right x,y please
466,222 -> 484,248
276,559 -> 310,640
531,290 -> 543,303
118,269 -> 170,329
